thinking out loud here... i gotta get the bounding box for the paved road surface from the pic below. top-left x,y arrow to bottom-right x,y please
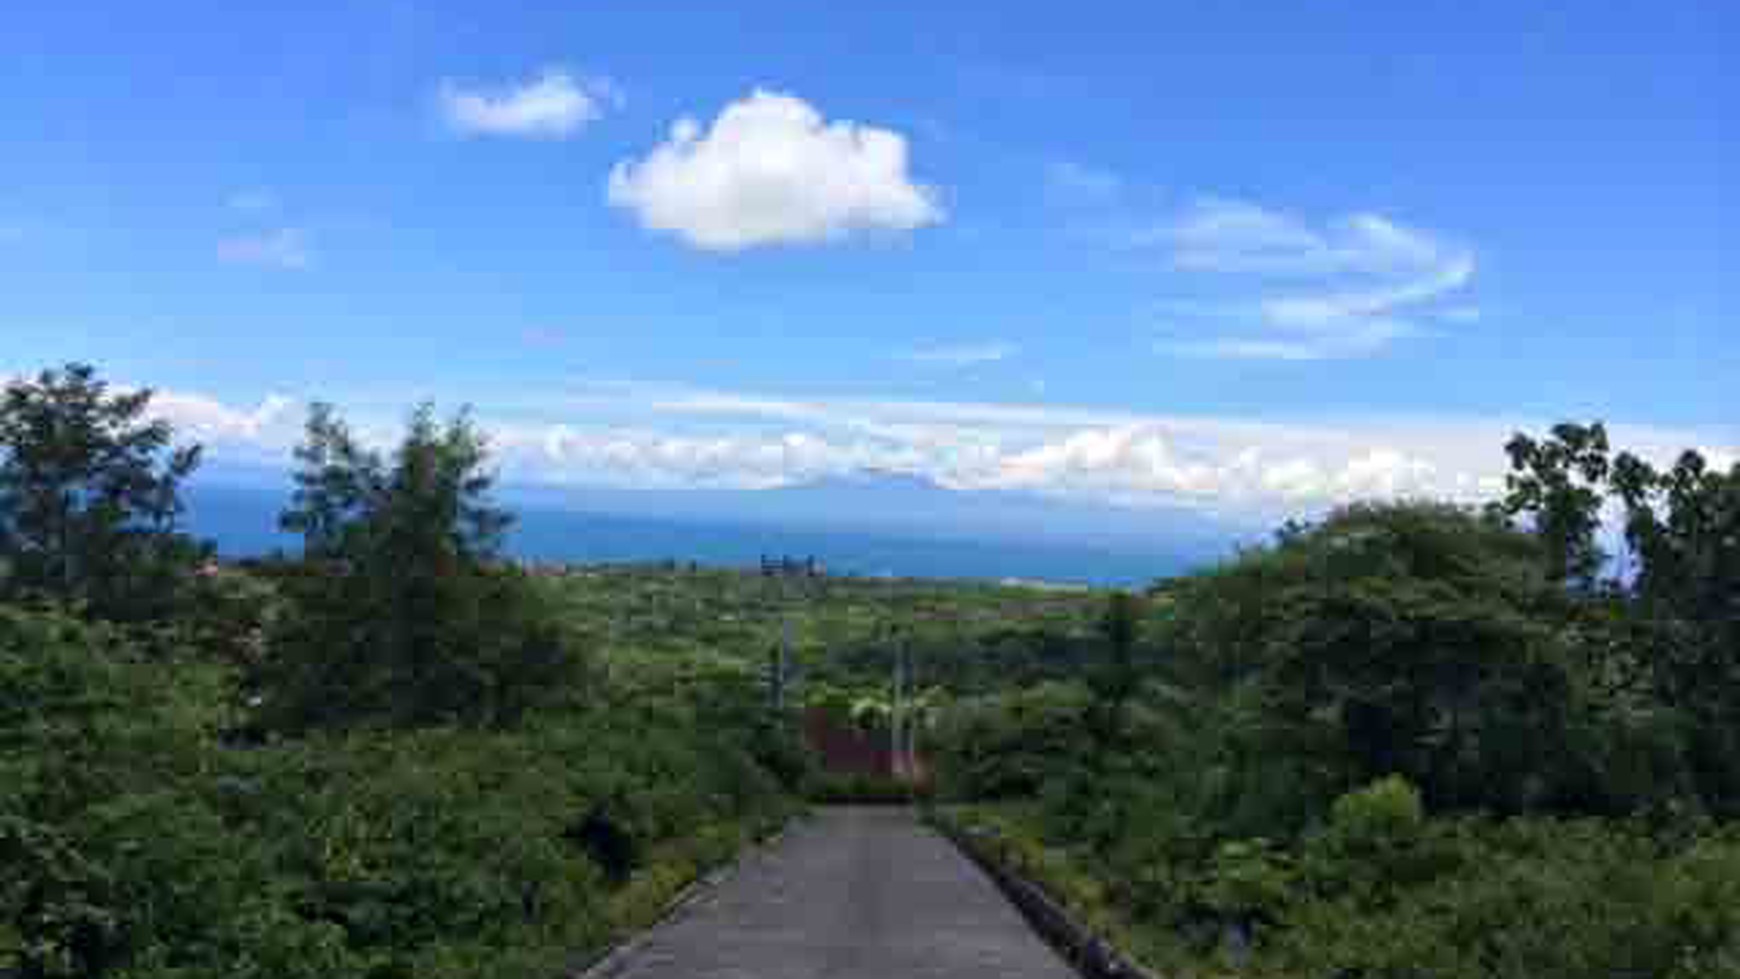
591,806 -> 1076,979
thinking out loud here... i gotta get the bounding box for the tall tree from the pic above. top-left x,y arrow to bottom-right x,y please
1609,447 -> 1740,810
1612,449 -> 1739,624
0,363 -> 206,620
1086,589 -> 1143,797
1496,421 -> 1611,590
279,403 -> 511,566
278,402 -> 381,559
263,403 -> 572,731
1099,590 -> 1141,729
1501,421 -> 1740,812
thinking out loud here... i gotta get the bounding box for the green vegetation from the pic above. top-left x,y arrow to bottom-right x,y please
0,603 -> 797,979
930,424 -> 1739,976
4,364 -> 1735,977
0,366 -> 800,979
257,402 -> 577,732
0,364 -> 208,624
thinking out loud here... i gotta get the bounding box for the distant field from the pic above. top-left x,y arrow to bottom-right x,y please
534,563 -> 1112,697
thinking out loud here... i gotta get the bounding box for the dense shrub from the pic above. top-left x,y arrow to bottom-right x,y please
944,793 -> 1740,979
0,602 -> 799,979
933,681 -> 1095,800
258,564 -> 584,732
1273,815 -> 1740,979
932,492 -> 1740,976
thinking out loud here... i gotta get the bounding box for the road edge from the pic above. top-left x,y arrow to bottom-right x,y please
927,809 -> 1165,979
561,812 -> 809,979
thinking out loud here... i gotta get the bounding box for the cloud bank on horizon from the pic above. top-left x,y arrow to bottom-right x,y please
145,378 -> 1736,526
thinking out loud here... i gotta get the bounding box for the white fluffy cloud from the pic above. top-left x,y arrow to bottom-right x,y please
217,228 -> 311,269
974,427 -> 1453,511
1702,448 -> 1738,473
148,390 -> 297,445
439,69 -> 618,139
990,428 -> 1223,498
606,90 -> 943,251
1147,198 -> 1476,360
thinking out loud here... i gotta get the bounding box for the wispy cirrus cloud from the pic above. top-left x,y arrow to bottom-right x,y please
1044,160 -> 1122,205
217,227 -> 312,270
607,90 -> 943,251
899,342 -> 1018,367
1141,198 -> 1477,360
1436,306 -> 1482,324
1156,333 -> 1412,362
439,68 -> 621,139
1148,199 -> 1446,276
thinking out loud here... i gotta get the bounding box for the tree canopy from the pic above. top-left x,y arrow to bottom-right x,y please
258,403 -> 576,732
0,363 -> 207,622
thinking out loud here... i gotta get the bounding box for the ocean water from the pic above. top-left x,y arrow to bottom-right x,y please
184,485 -> 1209,586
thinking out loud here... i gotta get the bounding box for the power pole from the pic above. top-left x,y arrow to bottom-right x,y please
762,555 -> 820,712
779,609 -> 792,710
891,629 -> 907,781
767,644 -> 784,711
904,639 -> 919,781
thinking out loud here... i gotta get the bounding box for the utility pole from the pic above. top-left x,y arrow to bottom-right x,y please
779,609 -> 792,710
891,627 -> 908,781
762,555 -> 820,711
904,638 -> 920,781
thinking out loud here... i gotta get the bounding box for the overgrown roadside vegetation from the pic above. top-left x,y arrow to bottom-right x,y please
931,425 -> 1739,977
0,365 -> 802,979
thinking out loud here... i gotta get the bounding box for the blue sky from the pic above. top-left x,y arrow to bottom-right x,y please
2,1 -> 1732,517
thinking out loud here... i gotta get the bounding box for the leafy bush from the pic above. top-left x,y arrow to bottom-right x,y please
946,801 -> 1739,979
930,491 -> 1740,977
0,601 -> 798,979
933,681 -> 1095,800
1325,775 -> 1425,854
1274,818 -> 1740,979
259,563 -> 584,732
1198,837 -> 1291,933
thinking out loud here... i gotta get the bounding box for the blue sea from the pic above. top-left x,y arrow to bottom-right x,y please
184,485 -> 1214,586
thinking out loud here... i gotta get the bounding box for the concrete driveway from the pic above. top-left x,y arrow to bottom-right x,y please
591,806 -> 1076,979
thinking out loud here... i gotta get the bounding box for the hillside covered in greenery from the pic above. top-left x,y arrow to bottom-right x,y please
3,363 -> 1736,978
0,366 -> 811,979
933,426 -> 1739,976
